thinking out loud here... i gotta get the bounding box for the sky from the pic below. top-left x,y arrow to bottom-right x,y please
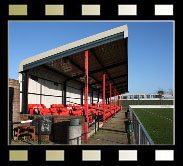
9,21 -> 174,94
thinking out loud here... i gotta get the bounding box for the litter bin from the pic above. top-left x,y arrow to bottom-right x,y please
67,118 -> 82,145
126,120 -> 133,133
70,118 -> 80,126
125,109 -> 130,119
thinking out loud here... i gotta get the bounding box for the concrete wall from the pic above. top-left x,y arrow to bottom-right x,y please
19,66 -> 103,111
28,77 -> 63,108
67,82 -> 82,105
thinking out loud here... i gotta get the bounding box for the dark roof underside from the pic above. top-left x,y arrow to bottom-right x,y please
37,37 -> 128,95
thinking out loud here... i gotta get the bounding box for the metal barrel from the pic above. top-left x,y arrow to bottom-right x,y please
68,118 -> 82,145
70,118 -> 80,126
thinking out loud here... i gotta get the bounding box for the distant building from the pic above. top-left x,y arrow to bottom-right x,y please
162,93 -> 174,99
119,93 -> 174,100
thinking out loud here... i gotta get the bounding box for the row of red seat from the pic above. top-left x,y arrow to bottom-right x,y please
28,104 -> 79,116
27,103 -> 121,123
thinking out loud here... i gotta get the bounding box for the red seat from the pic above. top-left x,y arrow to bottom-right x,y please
72,110 -> 83,116
39,108 -> 51,115
50,108 -> 59,115
60,112 -> 70,116
28,104 -> 41,114
105,112 -> 111,119
67,104 -> 72,107
36,104 -> 42,108
58,104 -> 65,108
74,106 -> 84,110
88,115 -> 93,123
60,107 -> 70,112
41,104 -> 46,108
28,108 -> 34,114
51,104 -> 56,108
28,104 -> 33,109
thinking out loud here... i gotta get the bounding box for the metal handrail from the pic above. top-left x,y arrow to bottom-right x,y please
131,110 -> 154,145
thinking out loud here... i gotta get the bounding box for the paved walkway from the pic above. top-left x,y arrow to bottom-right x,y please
84,108 -> 129,145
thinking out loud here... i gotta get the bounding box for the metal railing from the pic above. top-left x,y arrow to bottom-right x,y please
87,111 -> 103,133
130,110 -> 154,145
9,120 -> 35,144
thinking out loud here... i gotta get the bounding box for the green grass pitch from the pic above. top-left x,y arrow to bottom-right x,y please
133,108 -> 173,144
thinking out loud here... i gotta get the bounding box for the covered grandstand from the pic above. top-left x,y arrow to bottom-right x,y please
18,24 -> 128,143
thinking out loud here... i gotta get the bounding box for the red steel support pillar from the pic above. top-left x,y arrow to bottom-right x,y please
116,91 -> 118,114
114,87 -> 116,113
121,94 -> 123,110
110,82 -> 112,112
113,88 -> 115,106
117,91 -> 118,105
84,50 -> 88,143
117,92 -> 119,113
103,72 -> 105,127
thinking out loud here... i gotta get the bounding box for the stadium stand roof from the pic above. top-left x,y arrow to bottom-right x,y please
19,24 -> 128,95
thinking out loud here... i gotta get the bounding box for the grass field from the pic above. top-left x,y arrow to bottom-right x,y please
133,108 -> 173,144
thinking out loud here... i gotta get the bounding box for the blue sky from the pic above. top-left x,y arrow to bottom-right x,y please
9,21 -> 174,94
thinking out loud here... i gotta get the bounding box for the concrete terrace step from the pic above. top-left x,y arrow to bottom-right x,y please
83,109 -> 129,145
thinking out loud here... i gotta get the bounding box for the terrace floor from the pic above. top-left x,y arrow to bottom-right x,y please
83,108 -> 129,145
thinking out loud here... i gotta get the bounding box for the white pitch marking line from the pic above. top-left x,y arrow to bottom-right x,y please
143,109 -> 173,122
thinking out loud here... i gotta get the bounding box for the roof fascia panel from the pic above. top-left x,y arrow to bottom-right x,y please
22,32 -> 124,72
